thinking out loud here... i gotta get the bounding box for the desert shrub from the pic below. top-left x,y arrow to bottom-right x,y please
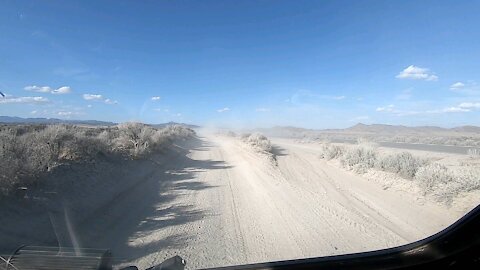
115,122 -> 156,158
415,163 -> 480,203
242,133 -> 273,153
0,131 -> 24,193
340,145 -> 377,173
319,144 -> 344,160
454,167 -> 480,193
159,124 -> 195,139
467,148 -> 480,158
376,152 -> 427,179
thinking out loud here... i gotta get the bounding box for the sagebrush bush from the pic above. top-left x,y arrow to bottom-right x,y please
414,164 -> 480,203
0,123 -> 195,196
316,140 -> 480,203
415,163 -> 453,196
467,148 -> 480,158
241,133 -> 273,153
376,152 -> 427,179
319,143 -> 344,160
340,145 -> 377,173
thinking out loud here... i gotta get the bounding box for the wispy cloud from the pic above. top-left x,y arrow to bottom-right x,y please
289,90 -> 347,106
25,85 -> 72,94
51,86 -> 72,94
0,96 -> 49,104
83,94 -> 117,105
104,98 -> 118,105
395,89 -> 412,100
255,107 -> 270,112
217,107 -> 230,113
53,67 -> 96,81
449,81 -> 479,95
151,96 -> 161,101
450,82 -> 465,91
331,95 -> 346,100
376,104 -> 395,112
459,102 -> 480,109
350,115 -> 369,122
396,65 -> 438,81
83,94 -> 103,101
24,85 -> 51,93
57,111 -> 75,116
375,102 -> 477,116
442,107 -> 470,113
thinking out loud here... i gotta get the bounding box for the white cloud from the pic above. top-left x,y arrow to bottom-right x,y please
31,110 -> 38,115
396,65 -> 438,81
56,111 -> 84,117
443,107 -> 470,113
151,96 -> 161,101
217,107 -> 230,113
83,94 -> 117,105
87,104 -> 93,108
395,89 -> 412,100
51,86 -> 72,94
0,96 -> 49,104
318,95 -> 346,100
459,102 -> 480,109
83,94 -> 103,100
450,82 -> 465,91
57,111 -> 74,116
256,108 -> 270,112
104,98 -> 118,105
25,85 -> 72,94
375,102 -> 475,116
24,85 -> 52,93
376,104 -> 395,112
449,81 -> 479,95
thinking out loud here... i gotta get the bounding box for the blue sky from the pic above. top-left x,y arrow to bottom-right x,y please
1,0 -> 480,128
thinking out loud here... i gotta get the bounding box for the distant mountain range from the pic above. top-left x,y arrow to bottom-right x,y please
344,123 -> 480,134
255,123 -> 480,137
150,121 -> 200,129
0,116 -> 200,129
0,116 -> 116,126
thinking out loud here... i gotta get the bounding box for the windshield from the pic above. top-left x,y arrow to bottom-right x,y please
1,1 -> 479,269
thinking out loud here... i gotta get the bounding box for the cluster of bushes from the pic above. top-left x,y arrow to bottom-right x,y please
318,142 -> 479,203
415,164 -> 480,203
0,123 -> 195,196
240,133 -> 273,154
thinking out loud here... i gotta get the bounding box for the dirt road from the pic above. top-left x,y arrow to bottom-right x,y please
79,133 -> 462,269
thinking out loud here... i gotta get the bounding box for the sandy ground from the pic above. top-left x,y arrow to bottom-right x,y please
1,133 -> 476,269
80,133 -> 472,269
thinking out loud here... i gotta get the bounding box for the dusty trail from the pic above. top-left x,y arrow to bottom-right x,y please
78,133 -> 461,269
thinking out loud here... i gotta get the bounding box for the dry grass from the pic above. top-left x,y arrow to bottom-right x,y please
0,123 -> 195,196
